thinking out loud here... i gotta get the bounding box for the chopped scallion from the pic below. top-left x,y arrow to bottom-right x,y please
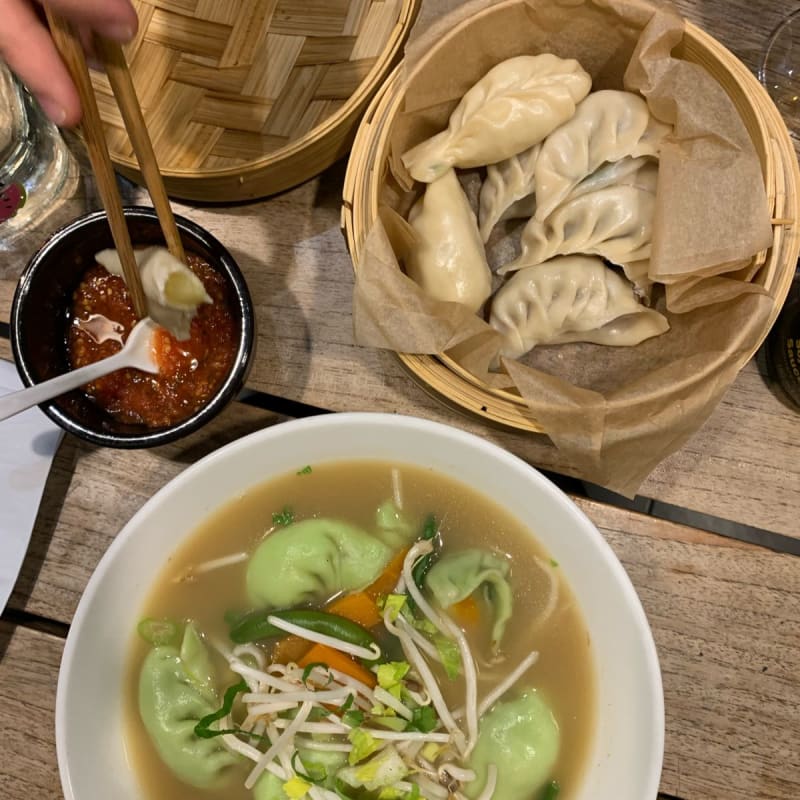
137,617 -> 180,646
272,506 -> 295,526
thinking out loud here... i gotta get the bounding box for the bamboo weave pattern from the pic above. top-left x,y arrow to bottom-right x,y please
92,0 -> 406,172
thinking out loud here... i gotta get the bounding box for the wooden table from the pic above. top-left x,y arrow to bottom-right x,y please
1,1 -> 799,799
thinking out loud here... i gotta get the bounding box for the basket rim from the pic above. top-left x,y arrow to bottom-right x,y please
342,12 -> 800,431
104,0 -> 421,180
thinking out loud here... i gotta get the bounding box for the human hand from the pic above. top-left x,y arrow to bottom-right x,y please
0,0 -> 138,126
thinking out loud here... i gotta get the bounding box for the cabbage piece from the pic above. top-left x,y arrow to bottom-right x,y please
466,690 -> 560,800
338,745 -> 409,792
246,518 -> 392,608
424,549 -> 512,649
138,623 -> 238,788
253,749 -> 347,799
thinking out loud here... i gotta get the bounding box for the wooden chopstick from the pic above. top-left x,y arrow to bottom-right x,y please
93,37 -> 186,264
45,10 -> 149,319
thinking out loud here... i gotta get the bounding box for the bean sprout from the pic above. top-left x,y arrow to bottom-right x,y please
266,615 -> 382,661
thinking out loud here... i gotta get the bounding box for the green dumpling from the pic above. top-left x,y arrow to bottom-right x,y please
138,623 -> 238,788
374,499 -> 418,550
246,518 -> 392,608
466,690 -> 560,800
425,548 -> 512,649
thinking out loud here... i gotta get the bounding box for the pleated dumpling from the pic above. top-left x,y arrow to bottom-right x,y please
533,90 -> 663,220
478,144 -> 541,242
405,169 -> 493,311
499,162 -> 658,274
478,152 -> 652,243
490,255 -> 669,359
402,55 -> 591,183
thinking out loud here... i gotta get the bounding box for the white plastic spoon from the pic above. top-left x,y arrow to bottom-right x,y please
0,317 -> 161,423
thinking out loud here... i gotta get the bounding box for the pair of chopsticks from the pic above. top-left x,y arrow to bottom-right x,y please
45,10 -> 185,320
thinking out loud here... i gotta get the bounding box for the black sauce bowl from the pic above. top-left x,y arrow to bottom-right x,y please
10,207 -> 255,448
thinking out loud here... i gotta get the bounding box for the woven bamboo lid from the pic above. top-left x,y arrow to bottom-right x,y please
342,16 -> 800,434
92,0 -> 420,201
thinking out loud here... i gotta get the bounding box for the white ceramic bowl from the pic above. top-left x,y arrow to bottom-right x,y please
56,413 -> 664,800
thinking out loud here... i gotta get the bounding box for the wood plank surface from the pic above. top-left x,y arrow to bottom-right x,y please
2,504 -> 798,799
0,622 -> 63,797
1,0 -> 799,542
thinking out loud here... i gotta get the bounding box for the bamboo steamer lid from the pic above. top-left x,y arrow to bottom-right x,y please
342,12 -> 800,434
91,0 -> 420,201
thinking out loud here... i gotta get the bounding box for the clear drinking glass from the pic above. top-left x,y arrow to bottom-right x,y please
759,10 -> 800,134
0,59 -> 74,251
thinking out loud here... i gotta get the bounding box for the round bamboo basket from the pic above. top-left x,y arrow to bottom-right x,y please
342,9 -> 800,434
92,0 -> 420,201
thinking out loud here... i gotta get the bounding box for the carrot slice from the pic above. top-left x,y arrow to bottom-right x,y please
270,593 -> 379,665
269,547 -> 408,666
450,595 -> 480,627
327,592 -> 382,629
365,547 -> 409,599
298,643 -> 377,688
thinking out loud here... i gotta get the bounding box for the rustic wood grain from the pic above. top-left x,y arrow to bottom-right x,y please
1,501 -> 798,799
0,623 -> 63,797
586,500 -> 800,800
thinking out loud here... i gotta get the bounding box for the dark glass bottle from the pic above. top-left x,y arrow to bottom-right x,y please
765,266 -> 800,410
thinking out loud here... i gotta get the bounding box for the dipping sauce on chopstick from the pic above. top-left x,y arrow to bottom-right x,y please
67,253 -> 238,427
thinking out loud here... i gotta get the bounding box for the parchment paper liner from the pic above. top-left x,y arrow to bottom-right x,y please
352,0 -> 776,496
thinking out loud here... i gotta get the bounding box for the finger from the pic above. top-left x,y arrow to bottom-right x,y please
76,23 -> 103,71
0,0 -> 81,125
36,0 -> 138,42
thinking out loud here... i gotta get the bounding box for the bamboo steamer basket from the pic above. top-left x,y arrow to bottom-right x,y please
342,5 -> 800,434
91,0 -> 420,201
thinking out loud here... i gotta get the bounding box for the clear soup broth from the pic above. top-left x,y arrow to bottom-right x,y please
124,461 -> 596,800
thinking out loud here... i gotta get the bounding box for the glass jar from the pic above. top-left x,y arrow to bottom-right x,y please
0,59 -> 75,252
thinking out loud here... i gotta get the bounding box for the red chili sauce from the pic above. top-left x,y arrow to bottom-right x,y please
67,253 -> 238,428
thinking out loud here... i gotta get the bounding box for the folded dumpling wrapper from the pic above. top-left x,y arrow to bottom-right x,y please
354,0 -> 775,497
500,165 -> 658,273
491,256 -> 669,359
95,247 -> 212,341
533,90 -> 664,220
406,169 -> 493,312
401,54 -> 591,183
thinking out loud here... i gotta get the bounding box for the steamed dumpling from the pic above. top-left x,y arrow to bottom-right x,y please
566,155 -> 653,205
246,518 -> 392,609
425,549 -> 512,651
96,246 -> 212,340
405,169 -> 492,312
402,55 -> 591,183
465,690 -> 560,800
490,255 -> 669,359
478,144 -> 541,242
533,90 -> 658,220
139,624 -> 238,788
499,164 -> 658,274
